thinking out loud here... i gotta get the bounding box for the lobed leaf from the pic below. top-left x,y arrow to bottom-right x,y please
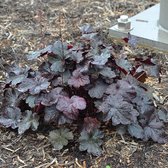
56,95 -> 86,120
27,45 -> 52,60
91,49 -> 111,66
99,95 -> 139,126
40,87 -> 63,106
83,117 -> 100,133
6,65 -> 29,85
68,69 -> 90,88
49,128 -> 74,150
18,76 -> 50,94
128,122 -> 144,139
50,60 -> 65,73
4,88 -> 21,107
26,95 -> 36,108
44,105 -> 72,124
88,81 -> 108,98
51,40 -> 70,59
18,110 -> 39,134
0,107 -> 21,129
99,67 -> 116,78
52,70 -> 71,86
79,129 -> 104,156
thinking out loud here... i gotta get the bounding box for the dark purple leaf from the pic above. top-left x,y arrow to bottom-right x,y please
68,69 -> 90,88
56,95 -> 86,120
106,77 -> 137,100
41,87 -> 63,106
26,95 -> 36,108
116,57 -> 132,72
51,40 -> 70,59
50,60 -> 65,73
69,50 -> 84,63
91,49 -> 111,66
78,61 -> 91,74
83,117 -> 100,133
4,88 -> 21,107
100,67 -> 116,78
27,45 -> 52,60
18,76 -> 50,94
88,81 -> 108,98
135,57 -> 161,79
57,115 -> 73,125
71,95 -> 86,110
99,95 -> 139,125
144,126 -> 166,143
133,88 -> 154,116
79,129 -> 104,156
38,62 -> 51,73
143,115 -> 167,143
52,70 -> 71,86
128,123 -> 144,139
0,107 -> 21,129
6,65 -> 29,85
18,110 -> 39,134
158,108 -> 168,123
44,105 -> 59,122
44,105 -> 72,124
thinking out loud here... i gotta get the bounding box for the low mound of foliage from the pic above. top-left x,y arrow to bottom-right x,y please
0,24 -> 167,156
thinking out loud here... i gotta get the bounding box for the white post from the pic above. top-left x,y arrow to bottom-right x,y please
159,0 -> 168,32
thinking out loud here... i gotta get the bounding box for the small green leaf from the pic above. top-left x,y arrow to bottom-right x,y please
49,128 -> 74,150
106,165 -> 111,168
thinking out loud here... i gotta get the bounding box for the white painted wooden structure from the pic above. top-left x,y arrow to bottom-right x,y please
109,0 -> 168,51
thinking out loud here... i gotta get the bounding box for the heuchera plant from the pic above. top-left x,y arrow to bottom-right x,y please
0,24 -> 167,156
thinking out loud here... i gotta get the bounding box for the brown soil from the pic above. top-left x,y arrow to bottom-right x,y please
0,0 -> 168,168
